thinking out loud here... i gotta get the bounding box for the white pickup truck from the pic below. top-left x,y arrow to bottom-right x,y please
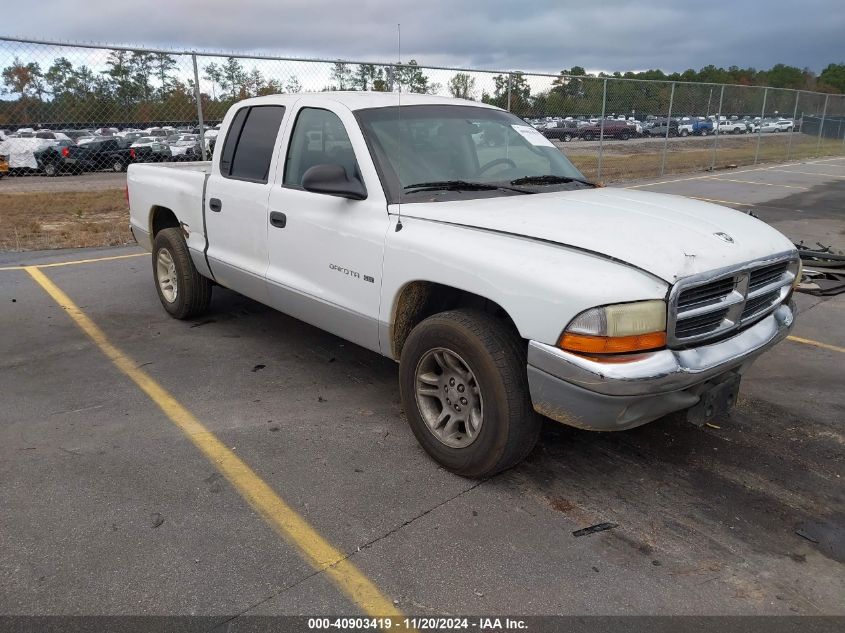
128,92 -> 799,477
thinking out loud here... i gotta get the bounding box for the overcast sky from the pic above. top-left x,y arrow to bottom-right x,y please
3,0 -> 843,74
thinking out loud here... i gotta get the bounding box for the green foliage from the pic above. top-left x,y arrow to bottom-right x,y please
818,63 -> 845,93
448,73 -> 476,100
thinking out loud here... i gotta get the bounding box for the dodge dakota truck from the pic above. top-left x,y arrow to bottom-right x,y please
127,92 -> 799,477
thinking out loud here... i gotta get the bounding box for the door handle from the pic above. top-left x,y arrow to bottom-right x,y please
270,211 -> 287,228
209,198 -> 222,212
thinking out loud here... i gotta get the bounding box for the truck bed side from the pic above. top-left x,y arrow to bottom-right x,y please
127,162 -> 211,272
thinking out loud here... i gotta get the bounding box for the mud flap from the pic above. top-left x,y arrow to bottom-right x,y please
686,373 -> 741,427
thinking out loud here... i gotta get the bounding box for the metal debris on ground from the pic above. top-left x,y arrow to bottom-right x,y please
794,243 -> 845,296
572,522 -> 619,537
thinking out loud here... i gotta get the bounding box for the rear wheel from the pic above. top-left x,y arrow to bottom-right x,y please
152,228 -> 212,319
680,129 -> 689,137
562,133 -> 572,142
619,131 -> 630,140
112,160 -> 125,172
399,310 -> 541,478
42,162 -> 58,177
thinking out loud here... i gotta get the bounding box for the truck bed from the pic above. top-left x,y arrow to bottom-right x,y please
127,161 -> 211,254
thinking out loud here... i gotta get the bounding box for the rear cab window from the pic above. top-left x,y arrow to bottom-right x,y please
219,105 -> 286,183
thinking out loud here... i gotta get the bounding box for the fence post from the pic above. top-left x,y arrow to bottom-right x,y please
191,53 -> 207,161
660,82 -> 675,177
816,94 -> 829,155
754,87 -> 768,165
597,78 -> 607,180
710,84 -> 724,171
506,73 -> 513,112
786,90 -> 800,161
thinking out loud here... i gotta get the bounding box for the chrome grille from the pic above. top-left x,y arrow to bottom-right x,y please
668,253 -> 797,347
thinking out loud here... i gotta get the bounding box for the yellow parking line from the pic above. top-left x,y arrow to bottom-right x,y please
787,335 -> 845,354
689,196 -> 754,206
706,177 -> 808,190
0,252 -> 146,272
23,265 -> 403,619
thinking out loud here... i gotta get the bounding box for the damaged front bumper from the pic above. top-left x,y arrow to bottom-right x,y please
527,302 -> 795,431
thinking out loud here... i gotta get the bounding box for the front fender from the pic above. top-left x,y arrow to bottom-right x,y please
380,216 -> 668,356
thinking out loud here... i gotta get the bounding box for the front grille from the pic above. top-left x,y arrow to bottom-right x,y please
669,255 -> 796,346
677,277 -> 735,310
741,290 -> 780,321
675,308 -> 730,338
749,262 -> 788,292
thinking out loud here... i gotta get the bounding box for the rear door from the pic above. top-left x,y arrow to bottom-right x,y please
204,103 -> 288,303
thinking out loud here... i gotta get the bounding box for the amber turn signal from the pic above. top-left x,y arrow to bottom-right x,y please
559,331 -> 667,355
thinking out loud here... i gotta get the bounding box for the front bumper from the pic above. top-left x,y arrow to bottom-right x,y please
527,302 -> 795,431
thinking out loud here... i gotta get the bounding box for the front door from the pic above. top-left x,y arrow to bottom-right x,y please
265,103 -> 389,353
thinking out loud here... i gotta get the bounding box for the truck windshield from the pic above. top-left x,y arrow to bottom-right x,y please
355,105 -> 592,203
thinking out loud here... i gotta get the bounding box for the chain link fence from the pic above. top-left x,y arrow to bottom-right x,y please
1,35 -> 844,194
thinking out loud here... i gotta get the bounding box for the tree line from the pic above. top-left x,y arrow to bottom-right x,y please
2,50 -> 843,126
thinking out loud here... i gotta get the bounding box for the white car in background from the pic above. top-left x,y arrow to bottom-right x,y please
0,136 -> 57,169
716,120 -> 747,134
169,134 -> 201,158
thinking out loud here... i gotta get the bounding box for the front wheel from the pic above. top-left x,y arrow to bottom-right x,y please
399,310 -> 541,478
152,228 -> 212,319
42,162 -> 58,177
112,160 -> 125,172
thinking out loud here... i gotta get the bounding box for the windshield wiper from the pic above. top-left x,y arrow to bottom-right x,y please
509,175 -> 597,187
404,180 -> 531,194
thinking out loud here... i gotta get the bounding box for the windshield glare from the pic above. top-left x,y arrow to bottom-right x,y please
355,105 -> 588,203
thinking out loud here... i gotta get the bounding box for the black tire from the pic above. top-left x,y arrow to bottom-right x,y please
399,309 -> 541,478
583,132 -> 594,141
112,159 -> 125,172
563,133 -> 572,142
619,131 -> 630,140
152,227 -> 212,319
42,162 -> 58,177
680,129 -> 689,137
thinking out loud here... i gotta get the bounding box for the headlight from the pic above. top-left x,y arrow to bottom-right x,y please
790,258 -> 802,290
559,300 -> 667,355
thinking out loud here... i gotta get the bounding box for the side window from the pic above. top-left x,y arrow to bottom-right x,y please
219,107 -> 248,175
230,106 -> 286,182
220,105 -> 286,183
283,108 -> 358,187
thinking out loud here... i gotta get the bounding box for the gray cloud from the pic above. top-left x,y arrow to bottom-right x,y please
4,0 -> 843,73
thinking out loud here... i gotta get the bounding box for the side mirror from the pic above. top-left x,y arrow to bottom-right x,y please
301,164 -> 367,200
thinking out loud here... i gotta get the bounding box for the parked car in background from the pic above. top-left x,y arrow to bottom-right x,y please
578,119 -> 634,140
0,137 -> 56,170
61,130 -> 96,143
716,120 -> 747,134
64,137 -> 135,172
774,119 -> 795,132
169,134 -> 202,159
541,120 -> 580,142
130,136 -> 172,162
34,139 -> 79,175
678,118 -> 713,136
646,118 -> 679,137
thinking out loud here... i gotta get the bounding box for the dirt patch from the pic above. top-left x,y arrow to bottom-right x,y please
563,136 -> 845,183
0,189 -> 130,251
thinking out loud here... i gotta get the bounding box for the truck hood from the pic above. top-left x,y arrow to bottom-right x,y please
398,188 -> 796,283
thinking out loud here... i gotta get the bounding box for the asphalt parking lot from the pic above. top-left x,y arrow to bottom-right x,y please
1,157 -> 843,622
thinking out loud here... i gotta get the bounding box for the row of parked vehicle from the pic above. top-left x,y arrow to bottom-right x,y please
0,124 -> 223,178
531,115 -> 801,142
